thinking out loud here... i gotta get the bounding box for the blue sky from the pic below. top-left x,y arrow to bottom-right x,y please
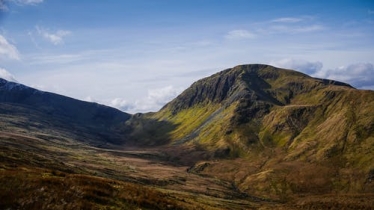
0,0 -> 374,113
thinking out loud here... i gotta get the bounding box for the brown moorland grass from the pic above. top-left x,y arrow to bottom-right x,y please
0,167 -> 186,210
0,131 -> 262,209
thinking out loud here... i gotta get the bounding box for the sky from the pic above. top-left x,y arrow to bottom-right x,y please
0,0 -> 373,113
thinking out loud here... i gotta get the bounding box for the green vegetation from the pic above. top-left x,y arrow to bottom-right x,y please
145,64 -> 374,203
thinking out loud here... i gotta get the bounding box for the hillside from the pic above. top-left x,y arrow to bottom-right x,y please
131,64 -> 374,203
1,64 -> 374,209
142,64 -> 365,153
0,78 -> 131,145
0,77 -> 270,209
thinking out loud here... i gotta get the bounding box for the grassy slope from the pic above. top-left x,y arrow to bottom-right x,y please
0,112 -> 264,210
144,65 -> 374,205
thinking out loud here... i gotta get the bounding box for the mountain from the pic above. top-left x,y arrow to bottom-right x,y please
130,64 -> 374,201
0,78 -> 131,145
139,64 -> 366,152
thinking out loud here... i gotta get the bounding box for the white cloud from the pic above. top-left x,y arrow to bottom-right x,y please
270,58 -> 323,75
232,17 -> 325,39
0,67 -> 17,82
12,0 -> 43,5
36,26 -> 71,45
109,98 -> 135,112
269,60 -> 374,89
148,86 -> 182,104
108,86 -> 183,113
1,0 -> 43,12
225,29 -> 256,39
84,96 -> 98,103
133,86 -> 183,113
256,16 -> 325,35
0,34 -> 20,60
271,17 -> 303,23
293,25 -> 325,33
313,63 -> 374,89
269,24 -> 324,34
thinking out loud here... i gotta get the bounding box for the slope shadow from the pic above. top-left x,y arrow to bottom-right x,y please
123,114 -> 179,146
0,102 -> 128,145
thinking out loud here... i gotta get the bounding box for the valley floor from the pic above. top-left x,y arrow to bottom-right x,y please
1,131 -> 373,209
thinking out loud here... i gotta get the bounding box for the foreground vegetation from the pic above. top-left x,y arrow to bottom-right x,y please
1,130 -> 373,209
0,131 -> 261,209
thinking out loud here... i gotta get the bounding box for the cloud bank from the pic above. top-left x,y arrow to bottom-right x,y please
109,98 -> 134,112
109,86 -> 183,113
270,58 -> 323,75
271,59 -> 374,89
314,63 -> 374,89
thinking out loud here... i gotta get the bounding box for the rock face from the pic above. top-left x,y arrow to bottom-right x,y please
0,78 -> 131,144
163,64 -> 352,114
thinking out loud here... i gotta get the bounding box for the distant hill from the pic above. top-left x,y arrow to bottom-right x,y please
0,78 -> 131,145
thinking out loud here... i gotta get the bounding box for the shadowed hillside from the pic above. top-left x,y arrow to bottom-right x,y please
0,78 -> 131,145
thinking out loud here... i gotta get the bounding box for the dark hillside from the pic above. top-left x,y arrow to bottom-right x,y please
0,78 -> 131,145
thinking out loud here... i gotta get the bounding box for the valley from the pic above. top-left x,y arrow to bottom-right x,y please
1,129 -> 373,209
1,64 -> 374,209
0,131 -> 268,209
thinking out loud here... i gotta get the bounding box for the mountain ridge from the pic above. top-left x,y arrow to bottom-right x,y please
162,64 -> 353,113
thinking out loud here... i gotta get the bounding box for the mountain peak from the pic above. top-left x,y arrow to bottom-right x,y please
162,64 -> 352,115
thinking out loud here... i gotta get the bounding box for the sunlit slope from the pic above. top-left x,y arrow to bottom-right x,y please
134,64 -> 374,202
145,65 -> 372,158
